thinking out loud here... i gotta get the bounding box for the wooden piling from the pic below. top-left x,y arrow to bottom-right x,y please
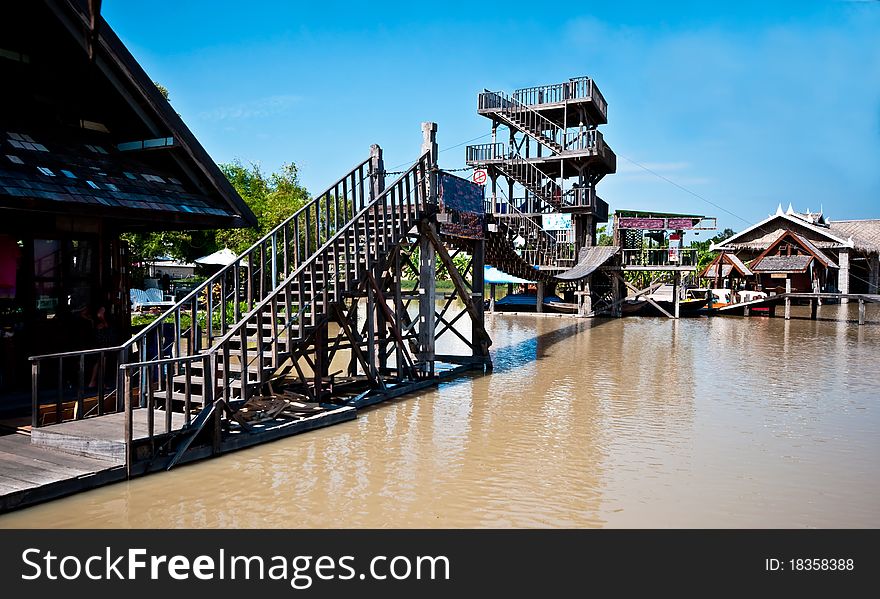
810,298 -> 818,320
859,299 -> 866,325
784,278 -> 791,320
536,282 -> 544,313
489,283 -> 496,313
673,271 -> 681,319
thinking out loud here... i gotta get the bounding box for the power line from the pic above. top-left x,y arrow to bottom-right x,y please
618,153 -> 876,288
617,153 -> 751,226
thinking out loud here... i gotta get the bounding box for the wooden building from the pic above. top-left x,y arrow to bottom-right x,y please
0,1 -> 255,410
749,230 -> 838,294
710,205 -> 880,296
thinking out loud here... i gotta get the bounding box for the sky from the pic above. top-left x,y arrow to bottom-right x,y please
102,1 -> 880,232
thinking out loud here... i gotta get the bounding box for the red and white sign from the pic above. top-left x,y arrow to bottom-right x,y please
472,169 -> 487,185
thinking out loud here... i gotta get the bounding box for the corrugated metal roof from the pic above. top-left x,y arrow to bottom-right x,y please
556,246 -> 619,281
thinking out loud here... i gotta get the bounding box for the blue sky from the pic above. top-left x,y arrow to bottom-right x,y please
104,1 -> 880,231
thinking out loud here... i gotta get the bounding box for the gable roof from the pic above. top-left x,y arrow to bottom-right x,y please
711,209 -> 852,251
752,255 -> 813,273
750,230 -> 838,273
0,1 -> 257,231
701,252 -> 753,279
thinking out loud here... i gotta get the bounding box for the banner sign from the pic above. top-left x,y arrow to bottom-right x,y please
543,213 -> 571,231
617,217 -> 697,230
439,173 -> 484,239
667,218 -> 697,230
618,217 -> 665,229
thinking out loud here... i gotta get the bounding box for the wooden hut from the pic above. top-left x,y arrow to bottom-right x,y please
0,1 -> 256,410
711,205 -> 852,295
748,231 -> 838,294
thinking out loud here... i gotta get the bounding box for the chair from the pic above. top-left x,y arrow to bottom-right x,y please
130,288 -> 176,311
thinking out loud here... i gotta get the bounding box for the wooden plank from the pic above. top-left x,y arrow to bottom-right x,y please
0,450 -> 92,479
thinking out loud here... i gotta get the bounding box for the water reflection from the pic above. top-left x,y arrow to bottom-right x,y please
1,305 -> 878,528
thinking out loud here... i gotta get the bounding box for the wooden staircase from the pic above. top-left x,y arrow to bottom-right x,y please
479,90 -> 565,154
126,154 -> 434,451
494,152 -> 562,210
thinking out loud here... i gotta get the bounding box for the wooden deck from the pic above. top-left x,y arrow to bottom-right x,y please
0,432 -> 123,513
31,410 -> 189,462
0,404 -> 358,514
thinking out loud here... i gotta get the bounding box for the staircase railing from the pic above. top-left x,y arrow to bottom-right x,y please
29,156 -> 377,427
496,150 -> 562,209
492,201 -> 559,269
118,154 -> 433,466
478,90 -> 565,153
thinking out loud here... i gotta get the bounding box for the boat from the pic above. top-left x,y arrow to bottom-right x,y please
708,288 -> 771,315
642,284 -> 709,316
620,298 -> 648,315
494,292 -> 570,313
543,296 -> 578,314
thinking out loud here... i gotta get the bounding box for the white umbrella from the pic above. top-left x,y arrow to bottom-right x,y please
195,247 -> 239,266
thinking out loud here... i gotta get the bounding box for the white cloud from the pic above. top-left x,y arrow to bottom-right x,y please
199,94 -> 301,121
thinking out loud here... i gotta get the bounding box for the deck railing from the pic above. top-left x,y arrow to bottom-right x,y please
117,154 -> 433,469
466,131 -> 607,165
465,142 -> 505,163
620,248 -> 699,267
29,156 -> 378,427
511,76 -> 608,122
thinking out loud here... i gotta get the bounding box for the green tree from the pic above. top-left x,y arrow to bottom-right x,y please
215,161 -> 310,254
693,228 -> 735,269
596,225 -> 613,246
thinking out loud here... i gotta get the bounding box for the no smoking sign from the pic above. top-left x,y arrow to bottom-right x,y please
472,169 -> 487,185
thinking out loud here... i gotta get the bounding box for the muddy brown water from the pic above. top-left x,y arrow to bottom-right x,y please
1,304 -> 878,528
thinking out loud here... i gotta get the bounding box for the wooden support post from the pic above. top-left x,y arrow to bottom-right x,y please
369,144 -> 385,205
348,299 -> 359,377
744,305 -> 750,317
536,282 -> 544,313
579,279 -> 592,317
489,283 -> 496,313
418,224 -> 436,376
673,271 -> 681,319
611,273 -> 621,317
810,298 -> 818,320
839,249 -> 850,304
859,299 -> 866,326
785,278 -> 791,320
393,250 -> 405,379
471,240 -> 486,362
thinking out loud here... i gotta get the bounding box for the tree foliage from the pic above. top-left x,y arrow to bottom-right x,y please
122,161 -> 310,268
215,161 -> 310,254
691,228 -> 736,269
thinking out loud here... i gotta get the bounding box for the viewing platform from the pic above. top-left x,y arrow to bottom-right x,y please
478,76 -> 608,125
466,136 -> 617,175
